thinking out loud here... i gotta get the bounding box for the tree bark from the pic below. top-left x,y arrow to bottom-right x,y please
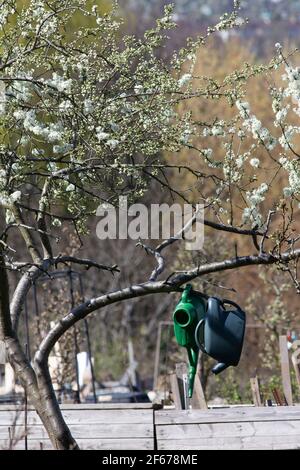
33,356 -> 79,450
1,250 -> 78,449
6,335 -> 79,450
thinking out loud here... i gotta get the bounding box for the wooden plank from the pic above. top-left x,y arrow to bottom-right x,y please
0,403 -> 154,411
170,374 -> 182,410
156,421 -> 300,440
250,377 -> 262,407
291,344 -> 300,393
157,435 -> 300,450
0,405 -> 155,450
279,335 -> 293,406
191,373 -> 207,410
1,438 -> 154,450
0,423 -> 153,440
153,322 -> 163,391
0,409 -> 153,426
155,406 -> 300,425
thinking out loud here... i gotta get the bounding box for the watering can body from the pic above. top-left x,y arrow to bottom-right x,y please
195,297 -> 246,374
173,284 -> 206,397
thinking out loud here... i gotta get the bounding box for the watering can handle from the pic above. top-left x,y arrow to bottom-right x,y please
222,299 -> 243,311
195,319 -> 207,353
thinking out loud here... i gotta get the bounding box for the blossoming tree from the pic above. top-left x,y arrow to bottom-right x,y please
1,0 -> 300,449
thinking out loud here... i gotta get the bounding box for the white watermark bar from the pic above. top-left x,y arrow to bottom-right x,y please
96,197 -> 204,250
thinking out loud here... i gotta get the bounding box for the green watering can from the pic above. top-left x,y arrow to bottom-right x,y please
173,284 -> 206,397
195,297 -> 246,375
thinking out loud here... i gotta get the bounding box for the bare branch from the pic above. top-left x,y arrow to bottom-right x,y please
136,241 -> 165,281
52,255 -> 120,274
11,260 -> 52,331
259,210 -> 276,255
10,205 -> 42,264
34,246 -> 300,368
37,179 -> 53,259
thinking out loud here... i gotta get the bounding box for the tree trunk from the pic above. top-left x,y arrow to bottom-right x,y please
34,398 -> 79,450
34,357 -> 79,450
0,250 -> 78,450
6,336 -> 79,450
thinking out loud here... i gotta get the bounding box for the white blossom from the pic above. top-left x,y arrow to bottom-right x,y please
275,106 -> 289,125
134,84 -> 143,94
235,155 -> 245,168
20,136 -> 30,145
13,109 -> 26,120
246,183 -> 268,207
250,158 -> 260,168
83,99 -> 94,114
96,128 -> 110,141
10,191 -> 21,202
283,65 -> 300,115
211,125 -> 225,137
242,207 -> 263,227
47,73 -> 72,94
43,124 -> 63,143
106,139 -> 119,150
236,100 -> 250,119
178,73 -> 192,88
59,100 -> 73,112
0,169 -> 6,190
5,209 -> 15,224
53,144 -> 73,154
202,148 -> 213,159
237,101 -> 277,150
278,125 -> 300,150
283,187 -> 293,197
10,81 -> 32,102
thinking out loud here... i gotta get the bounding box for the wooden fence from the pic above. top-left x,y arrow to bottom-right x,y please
155,406 -> 300,450
0,403 -> 154,450
1,404 -> 300,450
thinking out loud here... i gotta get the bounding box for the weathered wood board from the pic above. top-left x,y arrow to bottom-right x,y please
0,404 -> 154,450
155,406 -> 300,450
155,406 -> 300,424
10,438 -> 154,450
2,404 -> 300,450
279,335 -> 293,405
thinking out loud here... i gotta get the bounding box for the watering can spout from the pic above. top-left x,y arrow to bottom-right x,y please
211,362 -> 229,375
188,364 -> 196,398
187,348 -> 198,397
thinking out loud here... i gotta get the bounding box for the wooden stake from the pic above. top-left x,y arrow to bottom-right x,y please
175,362 -> 189,410
153,323 -> 163,391
291,340 -> 300,393
170,373 -> 182,410
272,388 -> 287,406
250,376 -> 263,407
191,358 -> 207,409
0,340 -> 6,365
279,335 -> 293,406
153,321 -> 172,391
